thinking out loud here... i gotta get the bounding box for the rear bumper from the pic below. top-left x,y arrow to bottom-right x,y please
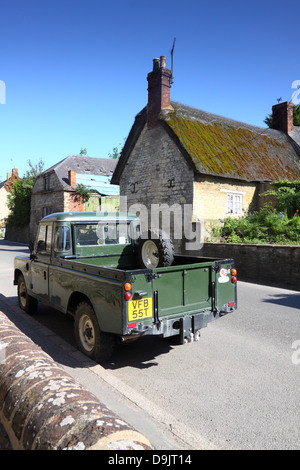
122,307 -> 236,344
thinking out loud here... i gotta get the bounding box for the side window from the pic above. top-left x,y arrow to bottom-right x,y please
36,224 -> 46,252
36,224 -> 52,253
45,225 -> 52,253
54,226 -> 71,252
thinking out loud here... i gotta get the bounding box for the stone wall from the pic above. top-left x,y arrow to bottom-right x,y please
120,126 -> 194,210
30,190 -> 65,241
5,224 -> 30,244
0,308 -> 152,450
197,242 -> 300,291
119,125 -> 194,251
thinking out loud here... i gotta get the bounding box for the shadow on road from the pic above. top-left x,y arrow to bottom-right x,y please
0,294 -> 174,370
0,239 -> 29,254
262,293 -> 300,309
106,335 -> 176,370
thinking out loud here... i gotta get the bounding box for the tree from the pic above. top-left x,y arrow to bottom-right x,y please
80,147 -> 87,156
294,105 -> 300,126
7,160 -> 44,227
264,104 -> 300,128
262,179 -> 300,218
108,138 -> 126,160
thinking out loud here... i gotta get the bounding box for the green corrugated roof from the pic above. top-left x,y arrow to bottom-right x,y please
76,174 -> 119,196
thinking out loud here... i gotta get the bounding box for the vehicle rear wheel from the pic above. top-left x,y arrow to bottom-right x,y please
74,301 -> 115,362
17,274 -> 38,315
137,230 -> 175,269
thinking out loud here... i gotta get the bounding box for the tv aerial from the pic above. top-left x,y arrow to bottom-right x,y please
170,37 -> 176,84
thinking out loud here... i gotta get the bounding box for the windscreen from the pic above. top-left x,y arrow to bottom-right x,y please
75,222 -> 134,247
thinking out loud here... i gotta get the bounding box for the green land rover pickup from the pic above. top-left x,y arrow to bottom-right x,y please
14,212 -> 237,362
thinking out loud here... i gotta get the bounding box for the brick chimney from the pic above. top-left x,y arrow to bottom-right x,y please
6,167 -> 18,180
147,55 -> 173,129
68,170 -> 76,188
272,101 -> 294,133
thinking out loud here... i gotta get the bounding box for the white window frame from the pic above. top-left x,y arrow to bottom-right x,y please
220,189 -> 245,216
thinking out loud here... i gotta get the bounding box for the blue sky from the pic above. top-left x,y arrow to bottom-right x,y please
0,0 -> 298,180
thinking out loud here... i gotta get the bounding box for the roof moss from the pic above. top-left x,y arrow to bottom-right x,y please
163,107 -> 300,182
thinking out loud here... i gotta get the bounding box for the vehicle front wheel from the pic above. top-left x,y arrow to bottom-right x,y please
74,302 -> 115,362
17,274 -> 38,315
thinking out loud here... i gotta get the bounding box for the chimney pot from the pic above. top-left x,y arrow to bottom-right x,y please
160,56 -> 166,68
153,58 -> 160,71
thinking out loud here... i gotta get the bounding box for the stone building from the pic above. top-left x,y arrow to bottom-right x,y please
0,167 -> 19,226
111,55 -> 300,252
30,155 -> 118,240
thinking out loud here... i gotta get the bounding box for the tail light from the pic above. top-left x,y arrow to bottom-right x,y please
124,282 -> 132,300
231,268 -> 237,283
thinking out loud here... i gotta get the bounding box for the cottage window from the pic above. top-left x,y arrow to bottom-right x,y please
44,175 -> 50,191
42,207 -> 52,218
226,193 -> 243,215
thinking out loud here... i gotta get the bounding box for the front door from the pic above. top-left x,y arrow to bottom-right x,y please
31,223 -> 52,302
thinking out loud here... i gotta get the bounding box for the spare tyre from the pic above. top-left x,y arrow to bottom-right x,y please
136,230 -> 175,269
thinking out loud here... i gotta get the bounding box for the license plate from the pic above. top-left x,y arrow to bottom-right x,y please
128,297 -> 153,321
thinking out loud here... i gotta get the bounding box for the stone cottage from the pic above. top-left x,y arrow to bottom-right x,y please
0,167 -> 19,226
111,56 -> 300,251
30,155 -> 118,240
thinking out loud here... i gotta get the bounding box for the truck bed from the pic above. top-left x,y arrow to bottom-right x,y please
59,253 -> 227,271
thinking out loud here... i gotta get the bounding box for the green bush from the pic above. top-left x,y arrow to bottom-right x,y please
262,180 -> 300,218
214,205 -> 300,245
212,180 -> 300,245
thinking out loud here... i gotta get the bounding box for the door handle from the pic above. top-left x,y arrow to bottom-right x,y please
44,271 -> 47,280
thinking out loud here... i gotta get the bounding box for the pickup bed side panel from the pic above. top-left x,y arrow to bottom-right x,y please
49,263 -> 124,335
